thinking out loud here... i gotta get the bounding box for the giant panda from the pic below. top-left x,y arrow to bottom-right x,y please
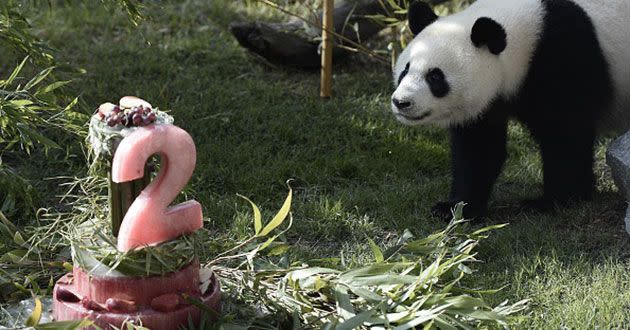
391,0 -> 630,219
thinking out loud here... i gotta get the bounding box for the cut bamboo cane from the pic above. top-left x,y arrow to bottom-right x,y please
110,164 -> 151,237
108,172 -> 122,237
133,177 -> 144,199
143,162 -> 152,187
320,0 -> 334,98
119,181 -> 134,227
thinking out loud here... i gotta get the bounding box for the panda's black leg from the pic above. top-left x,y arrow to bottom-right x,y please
534,126 -> 596,209
431,112 -> 508,221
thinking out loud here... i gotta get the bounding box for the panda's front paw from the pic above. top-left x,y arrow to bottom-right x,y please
431,201 -> 457,221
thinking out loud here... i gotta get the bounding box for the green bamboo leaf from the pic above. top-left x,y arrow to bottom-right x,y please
182,294 -> 220,319
258,234 -> 279,252
266,243 -> 290,256
13,231 -> 25,246
460,310 -> 505,321
2,57 -> 28,87
392,310 -> 440,330
457,263 -> 472,274
288,267 -> 340,282
2,249 -> 27,264
237,194 -> 262,235
432,315 -> 461,330
470,223 -> 509,236
367,238 -> 384,262
382,229 -> 413,259
386,0 -> 403,10
25,297 -> 42,326
404,231 -> 446,254
348,274 -> 418,287
334,285 -> 355,320
46,276 -> 54,296
35,80 -> 71,96
19,126 -> 60,149
444,295 -> 486,310
493,299 -> 529,316
62,262 -> 73,272
314,276 -> 327,291
337,308 -> 377,330
14,282 -> 28,292
0,211 -> 19,235
340,263 -> 408,281
415,259 -> 441,288
439,272 -> 464,297
63,97 -> 79,112
34,319 -> 94,330
259,213 -> 293,254
348,286 -> 383,303
452,203 -> 465,220
25,67 -> 54,90
259,185 -> 292,236
9,99 -> 34,107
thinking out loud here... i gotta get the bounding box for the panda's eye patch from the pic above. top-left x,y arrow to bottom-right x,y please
398,62 -> 410,86
425,68 -> 450,98
425,68 -> 445,84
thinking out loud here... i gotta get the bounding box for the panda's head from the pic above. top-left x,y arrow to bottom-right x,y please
392,1 -> 508,127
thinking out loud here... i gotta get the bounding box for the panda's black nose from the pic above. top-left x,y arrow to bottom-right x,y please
392,97 -> 413,111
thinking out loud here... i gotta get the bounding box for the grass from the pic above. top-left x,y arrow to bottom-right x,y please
1,0 -> 629,328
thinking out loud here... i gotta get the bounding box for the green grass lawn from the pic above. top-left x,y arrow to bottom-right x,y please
3,0 -> 630,328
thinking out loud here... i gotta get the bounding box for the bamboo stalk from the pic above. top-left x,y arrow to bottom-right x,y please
108,137 -> 153,236
109,172 -> 122,237
320,0 -> 334,98
119,181 -> 134,230
132,177 -> 144,199
143,161 -> 152,187
110,166 -> 151,237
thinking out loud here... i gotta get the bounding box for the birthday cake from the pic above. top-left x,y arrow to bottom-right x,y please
53,97 -> 220,329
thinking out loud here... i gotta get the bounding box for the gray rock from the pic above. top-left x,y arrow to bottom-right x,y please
607,131 -> 630,234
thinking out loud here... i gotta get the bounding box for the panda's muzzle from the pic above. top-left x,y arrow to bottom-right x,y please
391,96 -> 432,121
392,97 -> 412,111
395,111 -> 432,121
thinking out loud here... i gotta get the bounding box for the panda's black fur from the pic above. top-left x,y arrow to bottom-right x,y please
409,0 -> 615,219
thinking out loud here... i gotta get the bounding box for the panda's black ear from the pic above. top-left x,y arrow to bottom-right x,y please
408,1 -> 438,35
471,17 -> 507,55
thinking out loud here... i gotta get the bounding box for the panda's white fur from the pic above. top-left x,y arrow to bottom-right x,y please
392,0 -> 630,131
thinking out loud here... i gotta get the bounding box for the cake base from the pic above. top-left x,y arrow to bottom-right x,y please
52,263 -> 220,329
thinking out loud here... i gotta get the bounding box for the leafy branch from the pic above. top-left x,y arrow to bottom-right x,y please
209,197 -> 528,329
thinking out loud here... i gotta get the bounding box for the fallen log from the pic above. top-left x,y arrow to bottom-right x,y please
230,0 -> 450,69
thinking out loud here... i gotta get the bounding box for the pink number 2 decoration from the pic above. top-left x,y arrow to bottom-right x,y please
112,124 -> 203,252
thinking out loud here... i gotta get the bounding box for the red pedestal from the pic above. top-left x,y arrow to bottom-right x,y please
53,263 -> 220,329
